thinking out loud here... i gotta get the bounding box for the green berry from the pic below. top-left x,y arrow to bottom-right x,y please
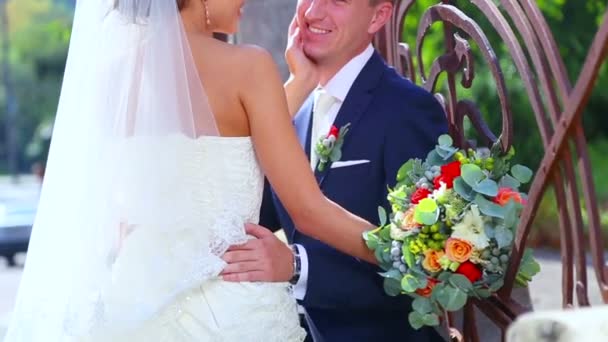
432,233 -> 443,241
421,226 -> 430,234
430,224 -> 440,233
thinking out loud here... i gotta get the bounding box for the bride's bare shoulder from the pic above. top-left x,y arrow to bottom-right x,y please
230,44 -> 279,73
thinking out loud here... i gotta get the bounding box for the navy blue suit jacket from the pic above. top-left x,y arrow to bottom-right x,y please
260,51 -> 447,341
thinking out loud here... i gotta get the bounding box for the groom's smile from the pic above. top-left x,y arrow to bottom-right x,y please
296,0 -> 392,79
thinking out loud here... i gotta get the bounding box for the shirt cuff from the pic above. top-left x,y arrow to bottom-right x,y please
292,244 -> 309,300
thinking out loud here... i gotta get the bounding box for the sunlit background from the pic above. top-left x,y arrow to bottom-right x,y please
1,0 -> 607,339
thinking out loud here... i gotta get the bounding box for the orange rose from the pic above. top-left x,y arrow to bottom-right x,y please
400,207 -> 421,230
445,238 -> 473,263
422,250 -> 444,273
494,187 -> 526,206
416,278 -> 440,298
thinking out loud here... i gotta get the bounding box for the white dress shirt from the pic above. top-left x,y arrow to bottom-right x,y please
293,44 -> 374,301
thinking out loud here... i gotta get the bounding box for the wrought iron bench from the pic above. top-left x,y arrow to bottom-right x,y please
373,1 -> 608,340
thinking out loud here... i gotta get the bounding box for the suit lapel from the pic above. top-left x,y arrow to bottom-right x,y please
315,52 -> 388,186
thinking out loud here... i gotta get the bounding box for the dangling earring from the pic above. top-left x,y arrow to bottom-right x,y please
202,0 -> 211,27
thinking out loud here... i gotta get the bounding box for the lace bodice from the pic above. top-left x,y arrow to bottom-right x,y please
100,135 -> 266,329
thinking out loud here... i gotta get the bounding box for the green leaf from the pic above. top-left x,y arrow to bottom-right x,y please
402,243 -> 415,269
494,226 -> 514,249
499,174 -> 521,189
474,288 -> 492,298
380,269 -> 403,280
412,296 -> 433,314
426,150 -> 444,166
449,274 -> 473,291
474,194 -> 506,218
397,160 -> 415,182
409,311 -> 425,330
401,274 -> 426,293
329,147 -> 342,162
414,198 -> 439,225
363,232 -> 379,250
436,285 -> 468,311
461,164 -> 486,187
438,134 -> 453,147
488,278 -> 504,292
472,179 -> 499,197
379,225 -> 392,241
422,313 -> 440,326
518,248 -> 541,279
437,272 -> 452,282
378,206 -> 388,227
503,200 -> 520,229
511,164 -> 533,184
454,177 -> 475,201
383,277 -> 402,296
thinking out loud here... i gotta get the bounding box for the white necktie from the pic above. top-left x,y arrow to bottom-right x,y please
310,91 -> 336,169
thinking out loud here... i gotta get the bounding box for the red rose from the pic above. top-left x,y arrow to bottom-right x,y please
411,188 -> 431,204
328,125 -> 339,139
441,161 -> 462,179
416,277 -> 440,298
493,187 -> 526,206
455,261 -> 483,283
433,174 -> 454,189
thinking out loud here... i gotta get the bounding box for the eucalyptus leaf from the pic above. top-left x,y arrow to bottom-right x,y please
474,287 -> 492,298
379,226 -> 392,241
378,206 -> 388,227
383,277 -> 402,296
461,164 -> 486,187
409,312 -> 425,330
437,272 -> 452,282
414,199 -> 439,225
401,274 -> 421,292
412,296 -> 433,314
426,150 -> 444,166
511,164 -> 533,184
503,200 -> 519,229
449,274 -> 473,291
494,226 -> 514,249
488,278 -> 504,292
472,179 -> 499,197
474,194 -> 506,219
436,285 -> 468,312
499,174 -> 521,189
379,269 -> 403,281
438,134 -> 453,147
422,313 -> 440,326
454,177 -> 475,201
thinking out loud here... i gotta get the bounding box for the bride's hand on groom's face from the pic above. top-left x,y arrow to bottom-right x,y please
285,15 -> 318,90
221,223 -> 294,283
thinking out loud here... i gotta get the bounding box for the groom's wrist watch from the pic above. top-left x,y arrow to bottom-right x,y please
289,245 -> 301,285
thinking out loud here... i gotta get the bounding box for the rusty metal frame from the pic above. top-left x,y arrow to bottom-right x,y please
374,1 -> 608,340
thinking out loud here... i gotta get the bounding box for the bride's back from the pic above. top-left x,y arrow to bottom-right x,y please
186,33 -> 260,137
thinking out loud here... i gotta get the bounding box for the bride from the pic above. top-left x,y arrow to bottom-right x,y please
4,0 -> 377,341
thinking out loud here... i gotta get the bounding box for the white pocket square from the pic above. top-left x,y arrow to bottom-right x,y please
330,160 -> 370,169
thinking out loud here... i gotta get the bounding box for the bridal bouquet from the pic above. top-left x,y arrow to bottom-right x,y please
363,135 -> 540,329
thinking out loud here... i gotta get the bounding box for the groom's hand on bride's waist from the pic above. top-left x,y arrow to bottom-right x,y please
221,223 -> 294,283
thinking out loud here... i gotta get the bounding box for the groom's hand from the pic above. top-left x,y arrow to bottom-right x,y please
221,223 -> 294,282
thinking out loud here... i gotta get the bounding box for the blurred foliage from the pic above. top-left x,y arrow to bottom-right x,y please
399,0 -> 608,247
400,0 -> 608,171
0,0 -> 72,172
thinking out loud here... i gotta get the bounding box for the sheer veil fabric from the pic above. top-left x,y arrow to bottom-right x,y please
4,0 -> 226,340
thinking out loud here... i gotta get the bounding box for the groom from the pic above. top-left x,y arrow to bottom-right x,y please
224,0 -> 447,341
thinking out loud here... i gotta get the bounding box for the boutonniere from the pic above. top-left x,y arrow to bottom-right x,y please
314,123 -> 351,172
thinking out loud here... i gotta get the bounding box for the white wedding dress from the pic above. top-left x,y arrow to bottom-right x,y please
83,135 -> 306,342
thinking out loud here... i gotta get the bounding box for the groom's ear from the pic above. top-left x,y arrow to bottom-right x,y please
367,2 -> 393,35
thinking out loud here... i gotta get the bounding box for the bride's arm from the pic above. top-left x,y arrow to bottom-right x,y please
241,48 -> 375,264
